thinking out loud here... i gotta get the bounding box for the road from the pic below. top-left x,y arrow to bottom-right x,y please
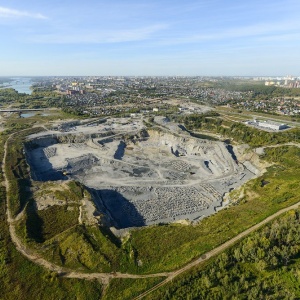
0,108 -> 45,112
3,129 -> 300,299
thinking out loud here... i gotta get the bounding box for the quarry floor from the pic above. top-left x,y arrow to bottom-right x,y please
26,117 -> 259,229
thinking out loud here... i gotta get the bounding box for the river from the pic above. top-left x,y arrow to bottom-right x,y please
0,77 -> 33,94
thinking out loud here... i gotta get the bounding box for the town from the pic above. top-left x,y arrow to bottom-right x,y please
23,76 -> 300,118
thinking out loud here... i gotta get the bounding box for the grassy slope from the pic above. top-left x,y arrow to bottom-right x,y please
146,209 -> 300,299
103,277 -> 164,300
40,225 -> 124,272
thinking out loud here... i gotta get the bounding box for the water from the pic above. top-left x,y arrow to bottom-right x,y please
21,113 -> 51,118
0,77 -> 33,94
21,112 -> 36,118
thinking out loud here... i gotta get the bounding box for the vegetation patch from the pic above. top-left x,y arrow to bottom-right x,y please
37,204 -> 79,241
146,209 -> 300,299
103,277 -> 164,300
38,225 -> 130,272
181,113 -> 300,147
5,127 -> 43,217
33,180 -> 86,204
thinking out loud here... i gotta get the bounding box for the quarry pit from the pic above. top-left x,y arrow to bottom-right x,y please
25,118 -> 259,229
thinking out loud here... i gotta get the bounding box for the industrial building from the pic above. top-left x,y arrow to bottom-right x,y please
245,119 -> 289,131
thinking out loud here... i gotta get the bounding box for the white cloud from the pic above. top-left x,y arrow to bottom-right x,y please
156,19 -> 300,46
0,6 -> 47,19
29,24 -> 168,44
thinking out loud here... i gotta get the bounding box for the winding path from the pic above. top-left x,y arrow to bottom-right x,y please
2,130 -> 300,299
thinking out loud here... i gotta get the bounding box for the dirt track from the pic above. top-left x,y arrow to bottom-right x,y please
3,130 -> 300,298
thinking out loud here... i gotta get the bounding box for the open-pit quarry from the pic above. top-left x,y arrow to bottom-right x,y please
25,118 -> 260,229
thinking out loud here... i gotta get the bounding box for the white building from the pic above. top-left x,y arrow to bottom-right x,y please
245,119 -> 289,131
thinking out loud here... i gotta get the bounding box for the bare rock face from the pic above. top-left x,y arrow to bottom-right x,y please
233,144 -> 271,175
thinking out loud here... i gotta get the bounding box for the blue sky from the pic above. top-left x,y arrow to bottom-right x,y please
1,0 -> 300,76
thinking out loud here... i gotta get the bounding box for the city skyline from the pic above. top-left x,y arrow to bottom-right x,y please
1,0 -> 300,76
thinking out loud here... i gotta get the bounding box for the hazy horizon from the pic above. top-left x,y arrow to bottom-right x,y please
0,75 -> 296,78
